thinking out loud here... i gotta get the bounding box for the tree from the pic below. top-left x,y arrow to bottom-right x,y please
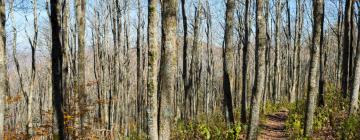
291,0 -> 304,103
342,0 -> 353,98
241,0 -> 251,124
349,2 -> 360,115
189,0 -> 202,119
159,0 -> 178,138
223,0 -> 235,128
181,0 -> 190,121
0,0 -> 6,137
273,0 -> 282,103
136,0 -> 143,132
247,0 -> 267,139
304,0 -> 324,136
147,0 -> 159,139
76,0 -> 87,136
50,0 -> 65,138
27,0 -> 39,136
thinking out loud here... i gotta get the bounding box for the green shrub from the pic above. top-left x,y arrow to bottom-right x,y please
338,114 -> 360,139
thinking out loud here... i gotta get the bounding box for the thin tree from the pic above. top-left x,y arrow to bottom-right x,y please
273,0 -> 282,103
223,0 -> 235,128
181,0 -> 190,121
291,0 -> 304,103
76,0 -> 87,136
159,0 -> 178,138
50,0 -> 65,138
0,0 -> 6,138
241,0 -> 251,124
247,0 -> 267,139
349,1 -> 360,115
136,0 -> 143,132
189,0 -> 202,119
304,0 -> 324,136
26,0 -> 39,136
342,0 -> 353,98
147,0 -> 159,139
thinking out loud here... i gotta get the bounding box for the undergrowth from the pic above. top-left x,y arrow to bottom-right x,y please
286,85 -> 360,139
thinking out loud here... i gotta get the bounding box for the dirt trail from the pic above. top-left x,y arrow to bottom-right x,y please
257,108 -> 289,140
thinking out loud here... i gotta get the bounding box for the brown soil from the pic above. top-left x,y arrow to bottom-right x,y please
257,108 -> 289,140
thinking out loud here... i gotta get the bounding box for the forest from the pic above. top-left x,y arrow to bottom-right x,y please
0,0 -> 359,139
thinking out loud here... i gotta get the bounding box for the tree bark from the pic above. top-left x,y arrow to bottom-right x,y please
273,0 -> 282,103
342,0 -> 353,98
147,0 -> 159,139
241,0 -> 251,124
0,0 -> 6,138
159,0 -> 177,139
247,0 -> 267,139
75,0 -> 87,136
50,0 -> 65,138
349,2 -> 360,115
304,0 -> 324,136
223,0 -> 235,128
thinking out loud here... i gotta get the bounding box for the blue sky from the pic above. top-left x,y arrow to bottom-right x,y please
7,0 -> 344,55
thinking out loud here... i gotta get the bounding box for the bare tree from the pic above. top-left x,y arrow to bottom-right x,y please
159,0 -> 178,138
342,0 -> 353,98
304,0 -> 324,136
76,0 -> 87,136
273,0 -> 282,103
223,0 -> 235,128
0,0 -> 6,137
349,2 -> 360,115
247,0 -> 267,139
50,0 -> 65,138
147,0 -> 159,139
241,0 -> 251,124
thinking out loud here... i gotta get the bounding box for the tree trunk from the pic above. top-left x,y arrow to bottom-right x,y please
273,0 -> 282,103
223,0 -> 235,128
0,0 -> 7,137
241,0 -> 251,124
159,0 -> 177,139
318,2 -> 326,107
349,3 -> 360,115
247,0 -> 267,139
50,0 -> 65,138
304,0 -> 324,136
291,0 -> 304,103
75,0 -> 87,136
147,0 -> 159,139
342,0 -> 353,98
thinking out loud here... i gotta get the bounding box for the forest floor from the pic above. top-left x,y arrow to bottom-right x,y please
257,108 -> 289,140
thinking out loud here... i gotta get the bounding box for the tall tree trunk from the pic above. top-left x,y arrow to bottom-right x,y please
50,0 -> 65,138
147,0 -> 159,139
223,0 -> 235,128
136,0 -> 143,133
181,0 -> 190,121
318,2 -> 326,107
304,0 -> 324,136
247,0 -> 267,139
291,0 -> 304,103
61,1 -> 71,137
273,0 -> 282,103
204,0 -> 213,118
159,0 -> 177,139
0,0 -> 6,138
241,0 -> 251,124
189,0 -> 202,119
342,0 -> 353,98
349,2 -> 360,115
336,0 -> 343,89
76,0 -> 87,136
27,0 -> 39,137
